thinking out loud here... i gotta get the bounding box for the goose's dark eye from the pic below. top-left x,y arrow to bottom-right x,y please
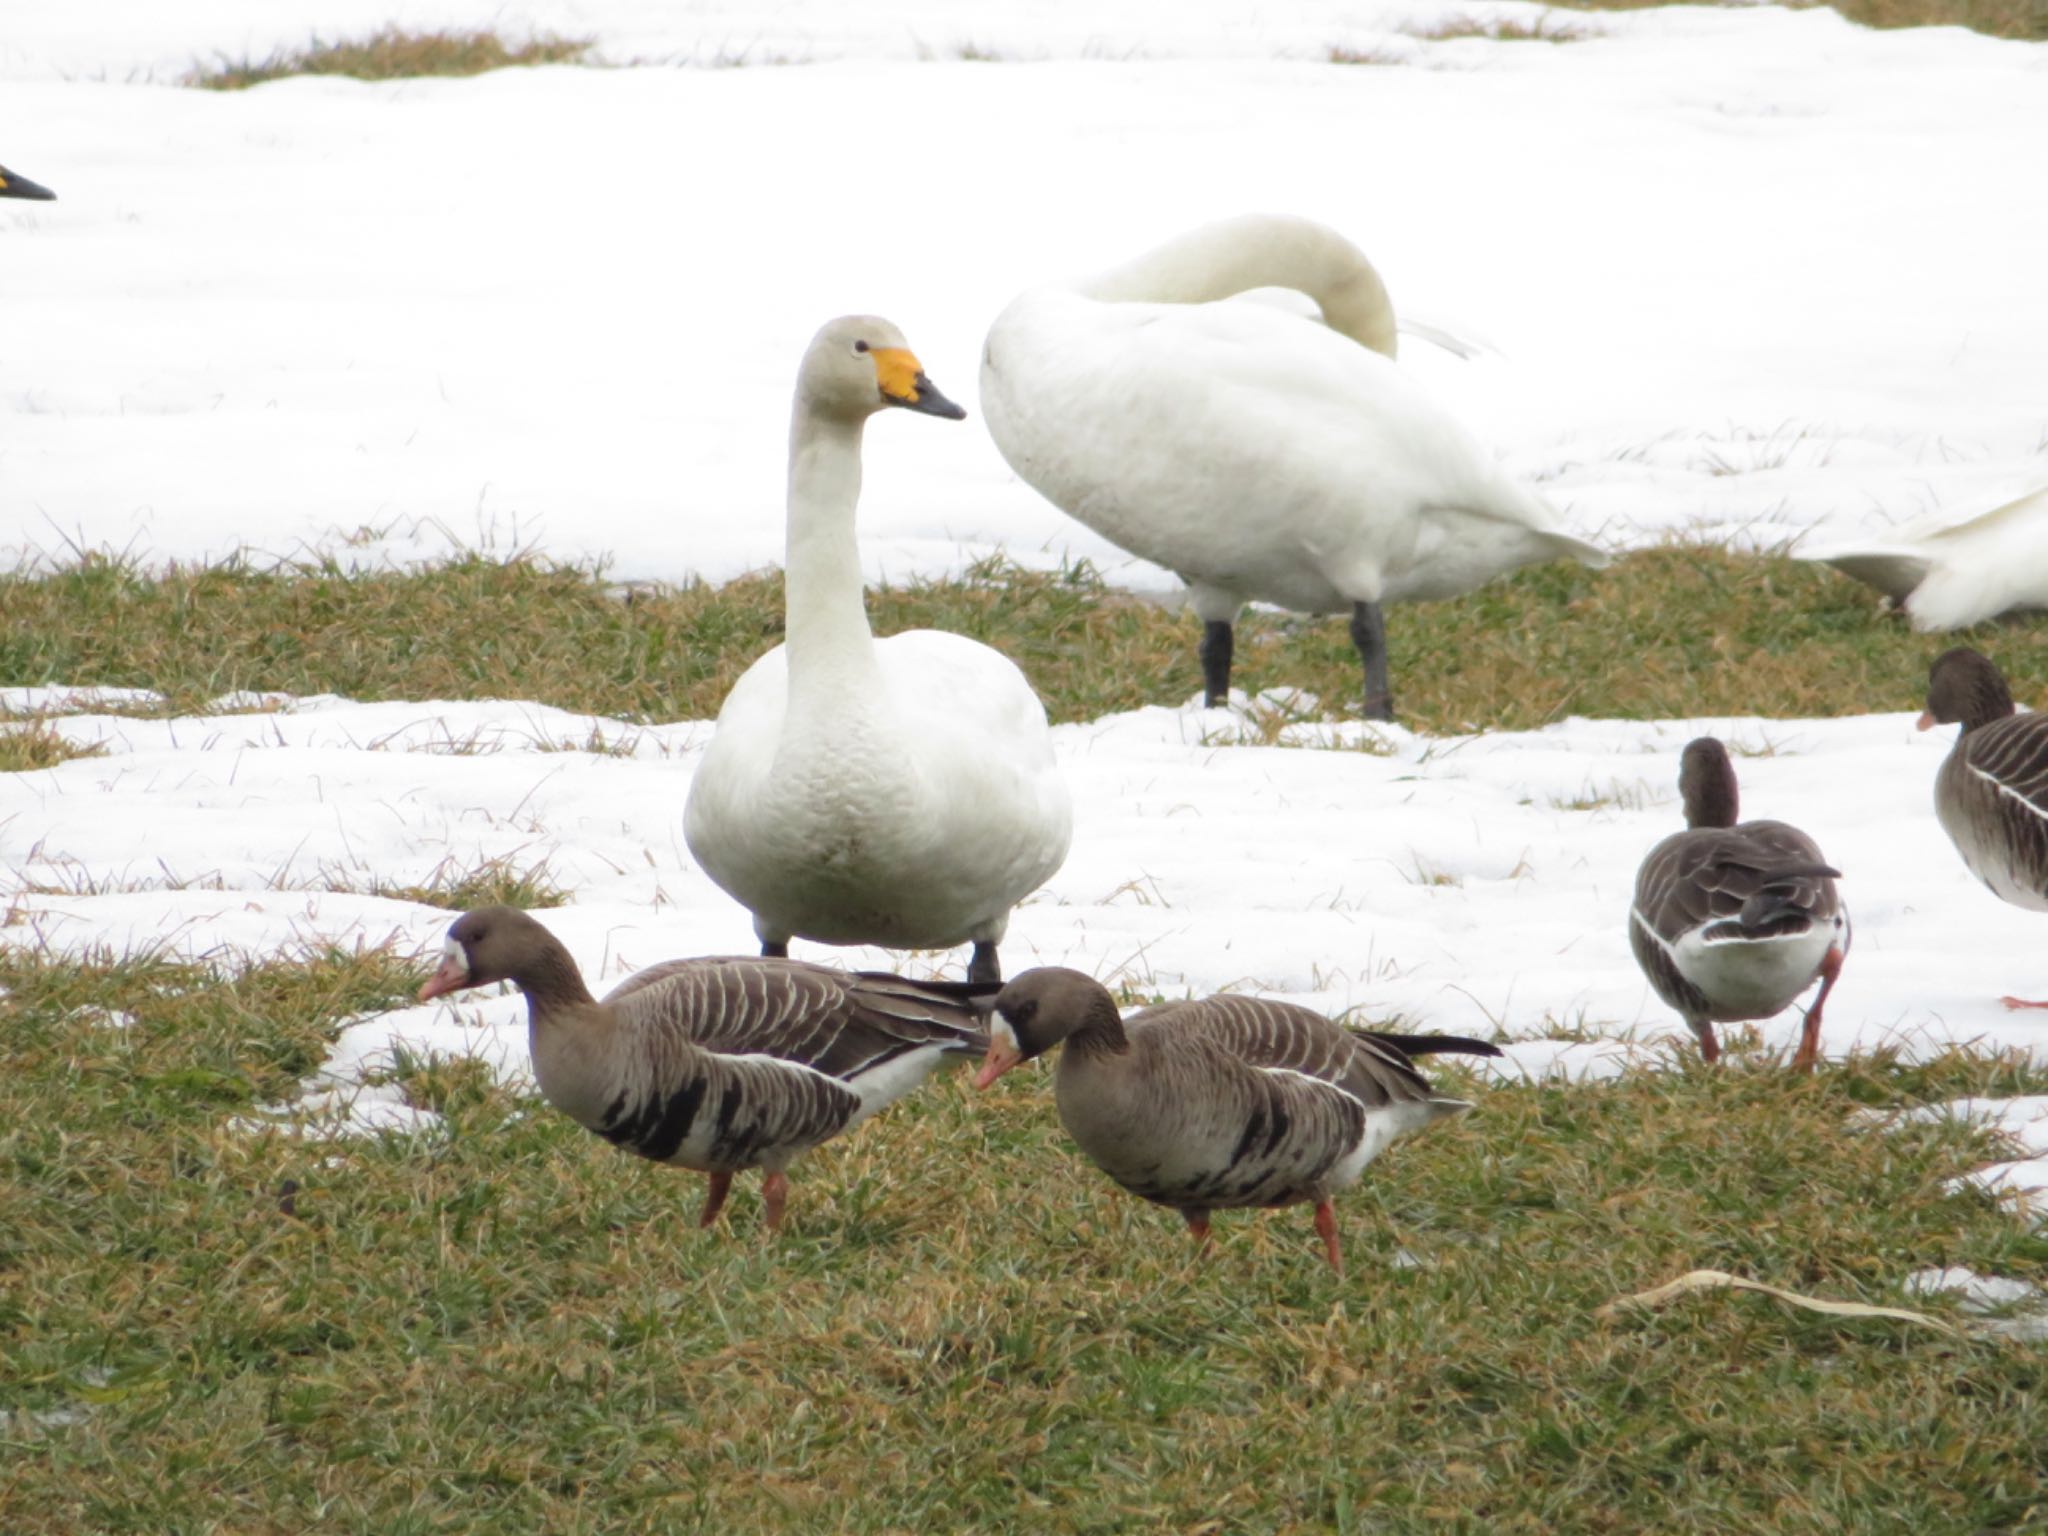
853,339 -> 870,354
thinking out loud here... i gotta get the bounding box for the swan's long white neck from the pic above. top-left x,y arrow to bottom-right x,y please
1070,214 -> 1398,359
783,404 -> 883,706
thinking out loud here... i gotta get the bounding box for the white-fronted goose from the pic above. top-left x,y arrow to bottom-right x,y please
0,165 -> 56,201
979,214 -> 1607,720
1628,737 -> 1847,1071
417,906 -> 990,1231
685,315 -> 1072,984
970,967 -> 1500,1274
1921,647 -> 2048,1009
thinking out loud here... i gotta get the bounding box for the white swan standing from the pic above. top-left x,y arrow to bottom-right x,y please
1799,484 -> 2048,631
980,214 -> 1608,721
685,316 -> 1073,985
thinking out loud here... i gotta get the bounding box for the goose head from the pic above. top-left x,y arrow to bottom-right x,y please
972,966 -> 1122,1087
1919,647 -> 2016,734
418,904 -> 563,1000
798,315 -> 966,424
1677,737 -> 1739,830
0,164 -> 56,201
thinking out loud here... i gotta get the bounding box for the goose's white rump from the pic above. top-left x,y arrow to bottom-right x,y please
979,215 -> 1606,624
684,315 -> 1072,978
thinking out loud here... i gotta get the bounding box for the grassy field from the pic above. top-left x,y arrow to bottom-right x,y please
4,545 -> 2048,1529
5,543 -> 2037,735
2,945 -> 2045,1533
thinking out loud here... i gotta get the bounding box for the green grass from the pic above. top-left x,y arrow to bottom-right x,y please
1,949 -> 2044,1531
351,854 -> 565,911
0,720 -> 105,772
3,543 -> 2040,732
1558,0 -> 2048,41
186,27 -> 594,90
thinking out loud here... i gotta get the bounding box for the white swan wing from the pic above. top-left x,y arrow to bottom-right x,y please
1801,485 -> 2048,628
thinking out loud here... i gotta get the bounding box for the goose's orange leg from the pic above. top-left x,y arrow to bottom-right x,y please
698,1170 -> 732,1229
762,1170 -> 790,1233
1313,1200 -> 1344,1277
1791,945 -> 1846,1074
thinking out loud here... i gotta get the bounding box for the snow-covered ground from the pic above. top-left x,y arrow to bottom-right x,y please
5,1 -> 2045,585
5,5 -> 2048,1211
7,686 -> 2048,1208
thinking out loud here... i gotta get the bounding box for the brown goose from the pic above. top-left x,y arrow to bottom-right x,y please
970,967 -> 1500,1274
0,165 -> 56,201
1921,647 -> 2048,1009
1628,737 -> 1847,1071
417,906 -> 990,1231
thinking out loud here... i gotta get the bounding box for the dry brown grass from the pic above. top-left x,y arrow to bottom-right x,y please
0,721 -> 107,773
5,544 -> 2041,734
1557,0 -> 2047,39
186,27 -> 594,90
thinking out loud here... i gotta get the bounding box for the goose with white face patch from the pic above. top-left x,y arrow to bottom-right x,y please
416,906 -> 993,1233
971,967 -> 1500,1274
1920,648 -> 2048,1009
979,214 -> 1609,722
684,315 -> 1072,985
1628,738 -> 1847,1071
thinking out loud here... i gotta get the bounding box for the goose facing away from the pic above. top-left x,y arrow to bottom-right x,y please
1628,738 -> 1847,1071
1800,485 -> 2048,631
0,165 -> 56,201
685,315 -> 1072,986
1920,648 -> 2048,1009
417,906 -> 992,1231
979,214 -> 1608,722
971,967 -> 1501,1274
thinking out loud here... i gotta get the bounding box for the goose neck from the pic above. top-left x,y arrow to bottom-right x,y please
516,947 -> 598,1019
783,405 -> 882,695
1064,995 -> 1131,1059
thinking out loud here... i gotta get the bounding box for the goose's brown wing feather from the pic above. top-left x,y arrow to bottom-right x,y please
1944,712 -> 2048,900
602,957 -> 987,1084
1633,824 -> 1839,943
1136,994 -> 1439,1111
1631,822 -> 1841,1019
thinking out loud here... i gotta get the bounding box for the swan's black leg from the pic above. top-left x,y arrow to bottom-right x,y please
1199,620 -> 1234,707
1349,601 -> 1396,722
968,941 -> 1002,986
760,939 -> 789,959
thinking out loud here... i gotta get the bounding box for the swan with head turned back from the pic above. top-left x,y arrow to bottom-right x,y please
980,214 -> 1608,721
684,316 -> 1072,985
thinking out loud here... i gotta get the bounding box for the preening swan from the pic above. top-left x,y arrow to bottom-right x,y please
1799,484 -> 2048,631
0,164 -> 56,200
685,315 -> 1073,985
980,214 -> 1608,721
